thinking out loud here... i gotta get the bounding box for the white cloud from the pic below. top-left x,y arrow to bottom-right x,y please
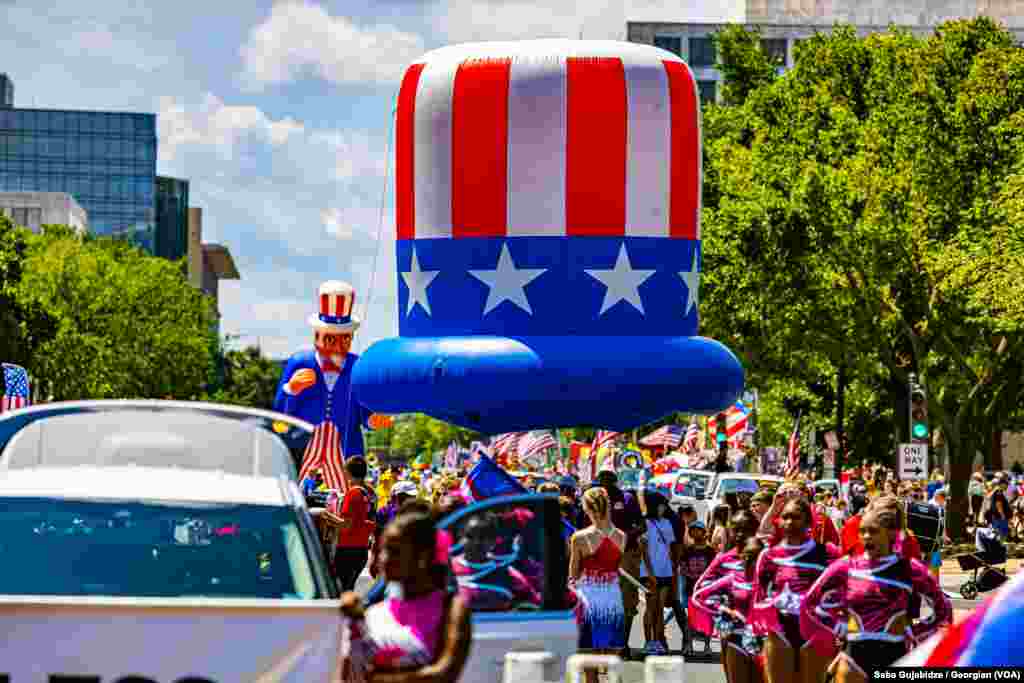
239,1 -> 427,89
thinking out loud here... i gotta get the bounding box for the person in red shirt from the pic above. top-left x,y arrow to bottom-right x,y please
330,456 -> 376,591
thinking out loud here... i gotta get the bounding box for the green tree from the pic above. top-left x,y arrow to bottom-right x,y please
0,217 -> 57,367
205,346 -> 283,410
389,413 -> 483,461
15,228 -> 218,400
700,19 -> 1024,537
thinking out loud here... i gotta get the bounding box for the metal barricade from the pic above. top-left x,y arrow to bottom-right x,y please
644,656 -> 686,683
504,651 -> 557,683
566,654 -> 624,683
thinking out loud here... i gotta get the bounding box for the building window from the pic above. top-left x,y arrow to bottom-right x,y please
654,35 -> 683,57
688,37 -> 716,68
697,80 -> 718,105
761,38 -> 788,65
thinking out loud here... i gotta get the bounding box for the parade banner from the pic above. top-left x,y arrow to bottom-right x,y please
0,597 -> 342,682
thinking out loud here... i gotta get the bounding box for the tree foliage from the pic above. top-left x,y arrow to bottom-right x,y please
14,227 -> 218,400
205,347 -> 283,410
700,18 -> 1024,536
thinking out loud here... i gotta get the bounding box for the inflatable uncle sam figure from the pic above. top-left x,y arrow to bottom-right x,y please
274,281 -> 388,490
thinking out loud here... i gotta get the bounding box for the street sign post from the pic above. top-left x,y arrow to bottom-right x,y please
898,443 -> 929,480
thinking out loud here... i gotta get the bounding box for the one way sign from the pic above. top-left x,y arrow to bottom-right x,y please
898,443 -> 929,480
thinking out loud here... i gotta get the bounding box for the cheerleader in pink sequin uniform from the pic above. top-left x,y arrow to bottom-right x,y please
691,535 -> 765,683
340,514 -> 471,683
690,511 -> 762,683
751,498 -> 839,683
800,507 -> 951,683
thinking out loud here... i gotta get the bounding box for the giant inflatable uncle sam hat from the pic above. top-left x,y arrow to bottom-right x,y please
352,40 -> 744,433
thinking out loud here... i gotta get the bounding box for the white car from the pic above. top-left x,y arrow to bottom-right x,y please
0,401 -> 577,682
648,469 -> 715,522
706,473 -> 783,523
0,400 -> 342,681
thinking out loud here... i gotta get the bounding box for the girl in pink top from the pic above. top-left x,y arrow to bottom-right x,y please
751,498 -> 839,683
340,512 -> 471,683
800,508 -> 952,683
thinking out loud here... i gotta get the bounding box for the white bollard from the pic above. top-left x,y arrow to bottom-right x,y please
644,655 -> 686,683
504,651 -> 555,683
566,654 -> 624,683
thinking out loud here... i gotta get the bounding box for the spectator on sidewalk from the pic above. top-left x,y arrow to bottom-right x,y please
330,456 -> 376,592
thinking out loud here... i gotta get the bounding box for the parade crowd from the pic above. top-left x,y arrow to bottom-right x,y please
296,452 -> 1024,683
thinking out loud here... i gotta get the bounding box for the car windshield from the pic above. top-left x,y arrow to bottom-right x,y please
718,479 -> 763,495
0,498 -> 320,599
674,476 -> 707,497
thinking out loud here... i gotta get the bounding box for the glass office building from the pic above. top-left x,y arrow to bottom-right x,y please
155,176 -> 189,261
0,107 -> 157,250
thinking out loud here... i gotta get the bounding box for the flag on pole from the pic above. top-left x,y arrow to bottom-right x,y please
708,402 -> 749,446
785,414 -> 803,480
298,422 -> 346,492
683,422 -> 700,452
491,432 -> 522,455
590,430 -> 620,479
640,425 -> 684,449
518,430 -> 558,462
1,363 -> 31,414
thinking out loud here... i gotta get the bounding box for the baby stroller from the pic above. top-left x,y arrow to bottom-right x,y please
955,526 -> 1009,600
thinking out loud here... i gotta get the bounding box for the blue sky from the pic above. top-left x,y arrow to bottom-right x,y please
0,0 -> 730,358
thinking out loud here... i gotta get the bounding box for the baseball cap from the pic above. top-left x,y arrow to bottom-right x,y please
689,520 -> 706,530
392,482 -> 418,497
751,491 -> 773,505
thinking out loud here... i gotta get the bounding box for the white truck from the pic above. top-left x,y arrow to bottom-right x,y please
0,400 -> 575,682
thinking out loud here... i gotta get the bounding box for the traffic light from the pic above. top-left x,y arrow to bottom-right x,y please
909,374 -> 929,445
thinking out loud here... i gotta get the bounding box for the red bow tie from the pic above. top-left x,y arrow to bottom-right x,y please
320,360 -> 342,373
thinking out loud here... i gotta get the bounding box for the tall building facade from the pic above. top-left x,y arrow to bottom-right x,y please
0,80 -> 157,248
0,74 -> 13,109
628,0 -> 1024,103
156,175 -> 189,261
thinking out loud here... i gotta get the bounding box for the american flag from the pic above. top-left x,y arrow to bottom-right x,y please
1,364 -> 30,414
298,422 -> 346,492
640,424 -> 684,448
683,422 -> 700,452
518,430 -> 558,460
590,430 -> 620,478
785,420 -> 802,480
491,432 -> 522,455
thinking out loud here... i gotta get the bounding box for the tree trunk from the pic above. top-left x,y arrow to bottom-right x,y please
946,434 -> 973,542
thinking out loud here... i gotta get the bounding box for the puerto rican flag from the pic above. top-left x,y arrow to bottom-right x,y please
708,401 -> 749,445
395,42 -> 701,342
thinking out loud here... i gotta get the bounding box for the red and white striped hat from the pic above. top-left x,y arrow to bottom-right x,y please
308,280 -> 360,333
395,39 -> 701,241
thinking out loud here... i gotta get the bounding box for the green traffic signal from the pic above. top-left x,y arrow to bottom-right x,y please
912,423 -> 929,439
